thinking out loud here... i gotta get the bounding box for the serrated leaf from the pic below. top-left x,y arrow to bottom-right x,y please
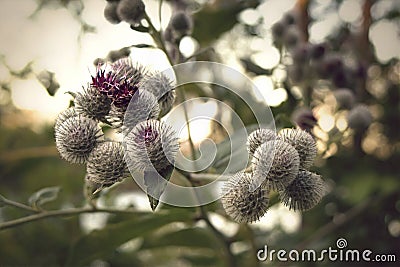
28,186 -> 60,209
67,210 -> 193,265
144,164 -> 174,211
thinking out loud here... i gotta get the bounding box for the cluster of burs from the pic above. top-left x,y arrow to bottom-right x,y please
221,128 -> 328,223
272,11 -> 372,133
54,58 -> 179,196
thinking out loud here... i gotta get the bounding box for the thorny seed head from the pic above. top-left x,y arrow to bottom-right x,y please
141,71 -> 175,116
246,128 -> 276,157
55,116 -> 103,164
55,107 -> 77,129
74,86 -> 112,122
278,128 -> 317,170
252,140 -> 300,191
279,170 -> 328,211
86,141 -> 127,190
120,89 -> 160,132
221,172 -> 269,223
125,119 -> 179,172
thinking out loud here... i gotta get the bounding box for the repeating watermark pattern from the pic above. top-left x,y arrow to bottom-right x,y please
257,238 -> 397,263
123,61 -> 275,207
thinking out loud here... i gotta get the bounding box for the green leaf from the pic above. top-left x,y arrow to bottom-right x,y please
141,227 -> 218,249
28,186 -> 60,209
144,164 -> 174,211
213,124 -> 259,173
67,210 -> 193,265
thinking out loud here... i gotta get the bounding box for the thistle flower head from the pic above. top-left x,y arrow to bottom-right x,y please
86,141 -> 127,188
116,0 -> 145,25
121,89 -> 160,132
74,86 -> 112,122
55,116 -> 103,164
55,107 -> 77,129
279,170 -> 328,211
141,71 -> 175,116
125,119 -> 179,172
252,140 -> 300,191
347,104 -> 372,131
246,128 -> 276,157
90,59 -> 145,114
221,172 -> 269,223
278,128 -> 317,170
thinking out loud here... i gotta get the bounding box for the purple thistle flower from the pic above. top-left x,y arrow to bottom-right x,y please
90,58 -> 145,114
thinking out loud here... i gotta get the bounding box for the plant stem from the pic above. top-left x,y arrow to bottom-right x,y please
2,198 -> 39,213
142,13 -> 237,267
0,206 -> 147,231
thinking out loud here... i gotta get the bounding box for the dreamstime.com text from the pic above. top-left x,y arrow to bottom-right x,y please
257,238 -> 397,263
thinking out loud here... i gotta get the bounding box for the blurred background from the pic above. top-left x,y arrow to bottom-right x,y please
0,0 -> 399,266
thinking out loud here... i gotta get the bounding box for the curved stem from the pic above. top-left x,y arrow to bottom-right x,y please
2,198 -> 39,213
0,206 -> 146,231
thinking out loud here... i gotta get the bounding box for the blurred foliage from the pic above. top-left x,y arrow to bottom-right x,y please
1,0 -> 400,266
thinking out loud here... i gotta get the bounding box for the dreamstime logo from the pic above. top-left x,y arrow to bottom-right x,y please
123,61 -> 275,207
257,238 -> 397,263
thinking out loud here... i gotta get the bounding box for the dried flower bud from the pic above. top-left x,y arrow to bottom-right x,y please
221,172 -> 269,223
278,128 -> 317,170
125,119 -> 179,172
106,47 -> 131,63
291,108 -> 317,131
280,170 -> 327,211
141,71 -> 175,116
55,107 -> 77,129
347,104 -> 372,131
252,140 -> 300,191
55,116 -> 103,164
104,1 -> 121,24
170,11 -> 193,37
334,88 -> 355,110
74,86 -> 112,122
116,0 -> 145,25
246,128 -> 276,157
86,141 -> 127,188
